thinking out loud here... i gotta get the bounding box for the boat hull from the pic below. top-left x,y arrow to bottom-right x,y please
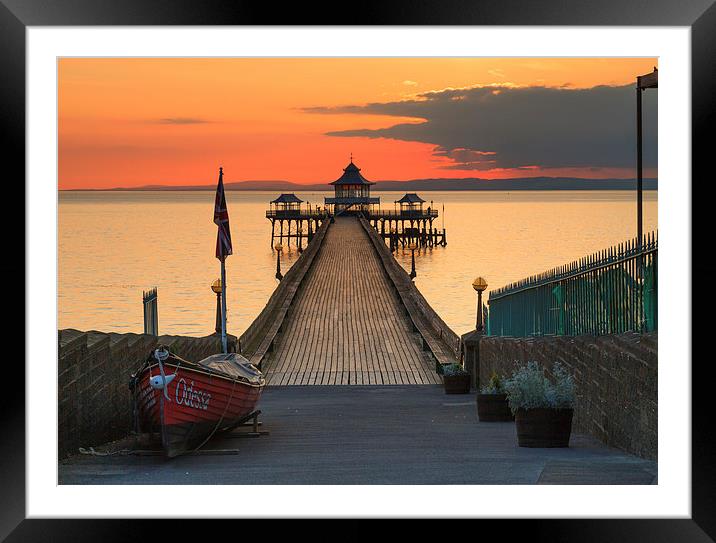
135,362 -> 263,457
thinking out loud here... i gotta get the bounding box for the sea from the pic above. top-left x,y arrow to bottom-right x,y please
59,190 -> 658,337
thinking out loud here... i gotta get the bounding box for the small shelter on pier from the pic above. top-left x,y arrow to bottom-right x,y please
396,193 -> 426,217
269,193 -> 303,217
324,160 -> 380,214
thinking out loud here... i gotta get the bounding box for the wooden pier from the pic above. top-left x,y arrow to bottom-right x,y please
240,216 -> 461,386
266,163 -> 448,250
364,209 -> 446,249
266,194 -> 330,250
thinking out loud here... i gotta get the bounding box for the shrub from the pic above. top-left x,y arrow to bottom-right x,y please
480,371 -> 505,394
442,363 -> 468,376
503,361 -> 575,413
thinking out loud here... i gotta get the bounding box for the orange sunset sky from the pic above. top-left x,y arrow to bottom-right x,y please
58,58 -> 658,189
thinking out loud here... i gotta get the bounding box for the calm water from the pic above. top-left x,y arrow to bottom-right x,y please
59,190 -> 657,336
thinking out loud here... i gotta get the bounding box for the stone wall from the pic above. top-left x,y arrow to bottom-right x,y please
464,332 -> 657,460
58,329 -> 228,459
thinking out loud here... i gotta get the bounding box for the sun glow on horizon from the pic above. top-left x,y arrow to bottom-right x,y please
58,58 -> 658,189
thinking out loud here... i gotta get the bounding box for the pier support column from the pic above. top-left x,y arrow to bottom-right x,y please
270,219 -> 275,248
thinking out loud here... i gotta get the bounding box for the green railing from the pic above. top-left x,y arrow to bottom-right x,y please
487,232 -> 657,337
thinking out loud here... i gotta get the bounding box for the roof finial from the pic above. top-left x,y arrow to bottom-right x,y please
350,152 -> 353,163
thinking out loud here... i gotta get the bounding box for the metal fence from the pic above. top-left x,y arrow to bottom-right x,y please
143,287 -> 158,336
487,232 -> 657,337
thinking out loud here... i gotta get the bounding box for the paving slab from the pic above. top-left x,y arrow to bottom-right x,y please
59,385 -> 657,485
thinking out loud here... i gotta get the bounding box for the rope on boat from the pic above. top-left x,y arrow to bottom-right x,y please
78,447 -> 135,456
187,375 -> 240,455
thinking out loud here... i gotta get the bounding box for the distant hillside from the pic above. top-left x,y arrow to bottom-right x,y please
67,177 -> 658,192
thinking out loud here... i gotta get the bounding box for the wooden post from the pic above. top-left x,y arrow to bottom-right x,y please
143,287 -> 158,336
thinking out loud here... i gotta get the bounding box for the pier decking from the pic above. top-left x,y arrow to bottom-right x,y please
261,217 -> 441,386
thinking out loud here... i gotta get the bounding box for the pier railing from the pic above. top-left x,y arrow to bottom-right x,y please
359,218 -> 461,368
487,232 -> 658,337
265,209 -> 330,219
366,209 -> 439,220
238,220 -> 331,365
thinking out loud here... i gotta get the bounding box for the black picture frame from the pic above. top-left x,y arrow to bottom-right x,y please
2,0 -> 709,539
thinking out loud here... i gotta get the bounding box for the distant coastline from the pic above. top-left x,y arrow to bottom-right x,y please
61,177 -> 658,192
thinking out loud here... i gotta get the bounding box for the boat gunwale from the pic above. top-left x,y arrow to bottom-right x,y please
140,361 -> 266,388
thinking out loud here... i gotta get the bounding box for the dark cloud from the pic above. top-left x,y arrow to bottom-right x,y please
155,117 -> 209,125
308,84 -> 657,171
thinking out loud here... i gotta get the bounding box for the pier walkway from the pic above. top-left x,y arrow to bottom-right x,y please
261,217 -> 441,386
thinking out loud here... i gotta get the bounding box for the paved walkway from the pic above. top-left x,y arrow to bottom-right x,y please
59,386 -> 656,485
262,217 -> 440,386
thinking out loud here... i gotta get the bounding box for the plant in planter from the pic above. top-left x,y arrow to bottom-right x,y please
476,371 -> 514,422
442,363 -> 471,394
503,361 -> 575,447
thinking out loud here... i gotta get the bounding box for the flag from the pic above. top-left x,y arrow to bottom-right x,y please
214,167 -> 233,261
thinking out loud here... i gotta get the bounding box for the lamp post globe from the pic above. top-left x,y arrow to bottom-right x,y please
472,277 -> 488,331
211,278 -> 223,334
211,278 -> 222,294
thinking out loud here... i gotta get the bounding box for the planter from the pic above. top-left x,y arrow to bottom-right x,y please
476,393 -> 514,422
514,408 -> 573,447
443,373 -> 471,394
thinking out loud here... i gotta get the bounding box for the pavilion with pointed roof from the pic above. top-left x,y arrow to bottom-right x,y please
395,193 -> 426,215
268,193 -> 303,216
324,159 -> 380,214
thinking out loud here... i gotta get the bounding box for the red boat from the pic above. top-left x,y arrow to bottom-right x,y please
130,346 -> 265,457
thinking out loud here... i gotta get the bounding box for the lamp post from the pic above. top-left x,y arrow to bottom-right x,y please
211,278 -> 223,335
409,242 -> 417,280
472,277 -> 488,331
636,67 -> 657,245
275,243 -> 283,281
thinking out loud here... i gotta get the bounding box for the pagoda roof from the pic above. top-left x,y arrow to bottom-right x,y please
330,161 -> 374,186
271,193 -> 303,204
396,193 -> 426,204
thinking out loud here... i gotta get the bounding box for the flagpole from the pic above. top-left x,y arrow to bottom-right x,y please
220,258 -> 228,353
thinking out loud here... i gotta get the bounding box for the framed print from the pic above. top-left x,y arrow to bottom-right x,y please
2,0 -> 711,539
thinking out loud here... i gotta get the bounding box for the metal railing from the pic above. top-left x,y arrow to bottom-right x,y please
366,209 -> 439,219
487,232 -> 657,337
265,209 -> 330,219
